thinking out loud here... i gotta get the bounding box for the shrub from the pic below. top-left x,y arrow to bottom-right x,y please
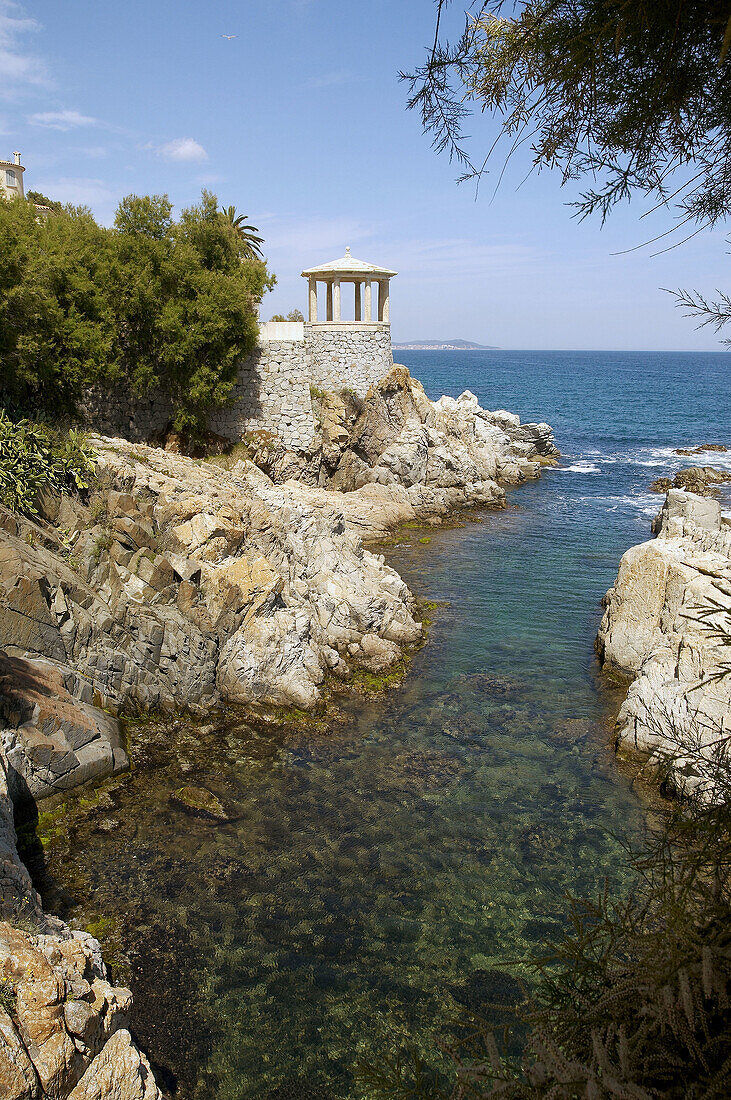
0,411 -> 96,515
0,189 -> 275,436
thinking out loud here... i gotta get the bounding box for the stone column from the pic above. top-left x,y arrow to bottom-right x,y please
309,278 -> 318,322
354,281 -> 362,321
326,281 -> 333,322
333,278 -> 341,322
379,280 -> 390,323
364,280 -> 372,322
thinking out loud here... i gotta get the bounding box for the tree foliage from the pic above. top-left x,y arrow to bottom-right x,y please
0,199 -> 117,415
0,191 -> 274,433
270,308 -> 305,322
25,190 -> 63,212
220,204 -> 265,259
403,2 -> 731,230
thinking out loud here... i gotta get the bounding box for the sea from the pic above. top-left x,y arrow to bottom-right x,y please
35,350 -> 731,1099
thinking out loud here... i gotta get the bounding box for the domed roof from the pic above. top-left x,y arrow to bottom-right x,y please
301,247 -> 397,278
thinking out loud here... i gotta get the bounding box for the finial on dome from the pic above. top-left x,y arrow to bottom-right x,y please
345,246 -> 351,254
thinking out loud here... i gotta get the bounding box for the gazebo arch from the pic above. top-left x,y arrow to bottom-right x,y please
301,247 -> 397,324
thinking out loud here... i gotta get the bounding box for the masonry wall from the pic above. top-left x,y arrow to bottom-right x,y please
208,341 -> 314,450
305,323 -> 393,394
80,387 -> 174,444
81,324 -> 393,452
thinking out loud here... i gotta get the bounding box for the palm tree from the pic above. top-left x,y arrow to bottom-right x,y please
221,206 -> 264,259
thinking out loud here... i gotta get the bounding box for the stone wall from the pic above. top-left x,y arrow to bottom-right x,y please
80,387 -> 174,444
81,324 -> 393,451
305,323 -> 393,394
208,340 -> 314,450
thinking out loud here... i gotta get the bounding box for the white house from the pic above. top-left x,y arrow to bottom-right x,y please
0,152 -> 25,201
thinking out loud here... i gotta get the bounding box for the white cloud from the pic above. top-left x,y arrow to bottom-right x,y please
157,137 -> 208,162
0,1 -> 47,94
29,108 -> 98,130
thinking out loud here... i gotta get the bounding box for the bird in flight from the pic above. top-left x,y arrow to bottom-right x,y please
221,34 -> 238,39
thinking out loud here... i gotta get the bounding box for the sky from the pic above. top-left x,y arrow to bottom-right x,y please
1,0 -> 729,351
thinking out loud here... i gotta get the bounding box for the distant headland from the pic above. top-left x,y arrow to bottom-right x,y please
392,339 -> 498,350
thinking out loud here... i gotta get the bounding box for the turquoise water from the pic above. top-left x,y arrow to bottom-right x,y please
37,351 -> 731,1099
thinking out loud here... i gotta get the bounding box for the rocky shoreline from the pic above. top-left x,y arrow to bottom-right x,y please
597,486 -> 731,803
0,367 -> 557,1099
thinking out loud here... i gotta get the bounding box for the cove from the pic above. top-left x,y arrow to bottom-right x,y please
28,350 -> 731,1099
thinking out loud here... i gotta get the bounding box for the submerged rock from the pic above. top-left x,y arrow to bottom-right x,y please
170,785 -> 229,821
672,465 -> 731,496
650,466 -> 730,496
674,442 -> 727,455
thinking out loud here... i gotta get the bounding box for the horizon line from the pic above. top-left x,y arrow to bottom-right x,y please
392,346 -> 730,354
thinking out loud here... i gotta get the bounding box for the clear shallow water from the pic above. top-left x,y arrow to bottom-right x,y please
33,351 -> 731,1099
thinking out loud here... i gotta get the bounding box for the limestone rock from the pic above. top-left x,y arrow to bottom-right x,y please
597,489 -> 731,802
348,367 -> 433,466
650,466 -> 730,497
67,1029 -> 162,1100
318,367 -> 557,516
671,465 -> 731,496
0,745 -> 163,1100
674,442 -> 727,455
314,391 -> 351,467
651,488 -> 722,537
0,754 -> 48,928
218,608 -> 324,708
0,652 -> 128,802
0,1002 -> 41,1100
0,920 -> 136,1099
351,633 -> 402,673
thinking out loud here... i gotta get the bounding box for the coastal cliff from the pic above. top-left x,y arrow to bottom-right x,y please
0,367 -> 557,1098
1,368 -> 557,745
597,488 -> 731,802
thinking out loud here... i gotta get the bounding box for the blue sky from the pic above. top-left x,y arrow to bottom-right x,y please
1,0 -> 729,350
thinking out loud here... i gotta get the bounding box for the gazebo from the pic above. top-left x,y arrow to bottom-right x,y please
301,248 -> 397,324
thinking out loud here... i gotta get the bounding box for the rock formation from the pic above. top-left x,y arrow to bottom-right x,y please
0,753 -> 162,1099
0,653 -> 128,805
1,368 -> 557,743
649,465 -> 731,496
251,367 -> 557,533
0,365 -> 557,1096
597,489 -> 731,802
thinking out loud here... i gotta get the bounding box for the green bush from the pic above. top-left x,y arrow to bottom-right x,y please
0,411 -> 96,515
0,190 -> 275,435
